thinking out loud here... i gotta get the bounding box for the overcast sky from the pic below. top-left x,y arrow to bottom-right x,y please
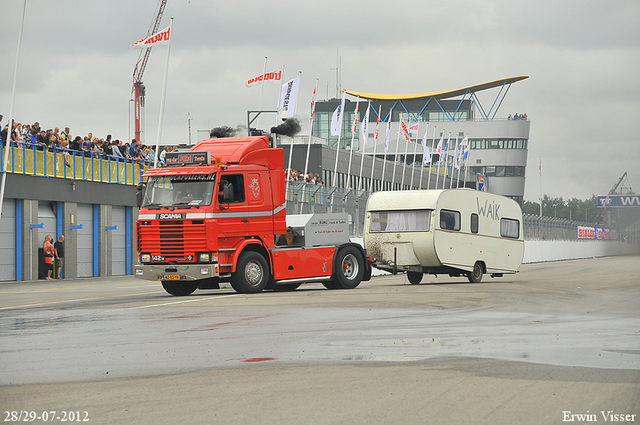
1,0 -> 639,201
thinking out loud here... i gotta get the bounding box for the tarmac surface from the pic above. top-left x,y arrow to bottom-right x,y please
1,255 -> 638,424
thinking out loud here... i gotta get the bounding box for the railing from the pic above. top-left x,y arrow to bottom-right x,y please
0,144 -> 150,185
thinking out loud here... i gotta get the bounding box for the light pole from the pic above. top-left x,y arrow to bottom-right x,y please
188,112 -> 193,145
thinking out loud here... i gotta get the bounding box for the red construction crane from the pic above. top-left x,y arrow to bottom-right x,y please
132,0 -> 168,143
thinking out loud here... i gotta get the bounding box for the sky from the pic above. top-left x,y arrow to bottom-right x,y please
1,0 -> 639,202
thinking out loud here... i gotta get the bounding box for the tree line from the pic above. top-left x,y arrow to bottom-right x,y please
522,195 -> 600,223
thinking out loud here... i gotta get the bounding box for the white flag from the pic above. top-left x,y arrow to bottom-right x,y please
423,146 -> 431,164
421,130 -> 430,164
330,95 -> 346,136
440,135 -> 449,164
279,77 -> 299,120
453,136 -> 460,170
384,109 -> 392,152
436,133 -> 444,158
130,25 -> 171,49
408,122 -> 419,134
361,102 -> 371,149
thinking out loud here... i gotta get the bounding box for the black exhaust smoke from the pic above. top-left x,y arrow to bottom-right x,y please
210,125 -> 247,138
270,118 -> 301,138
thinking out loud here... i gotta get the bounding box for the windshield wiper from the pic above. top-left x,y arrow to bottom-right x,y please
171,202 -> 193,209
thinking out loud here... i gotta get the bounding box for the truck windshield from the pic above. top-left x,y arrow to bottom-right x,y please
141,175 -> 216,208
369,210 -> 432,232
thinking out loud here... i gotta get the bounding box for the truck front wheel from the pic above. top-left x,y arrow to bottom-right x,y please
231,251 -> 269,293
161,280 -> 198,296
334,246 -> 364,289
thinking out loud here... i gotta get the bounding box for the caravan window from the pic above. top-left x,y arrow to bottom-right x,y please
471,213 -> 479,234
500,218 -> 520,239
440,210 -> 461,231
369,210 -> 432,232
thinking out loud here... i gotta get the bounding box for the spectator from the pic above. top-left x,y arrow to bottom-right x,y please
111,139 -> 124,160
43,235 -> 54,280
128,138 -> 139,159
54,235 -> 65,279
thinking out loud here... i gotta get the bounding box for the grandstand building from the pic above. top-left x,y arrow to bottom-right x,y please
304,76 -> 530,203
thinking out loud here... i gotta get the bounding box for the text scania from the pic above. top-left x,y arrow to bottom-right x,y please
562,410 -> 637,422
476,197 -> 501,220
158,213 -> 183,220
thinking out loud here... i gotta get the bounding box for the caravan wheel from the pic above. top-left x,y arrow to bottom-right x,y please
467,261 -> 484,283
407,271 -> 423,285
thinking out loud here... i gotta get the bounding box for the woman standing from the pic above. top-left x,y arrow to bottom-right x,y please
43,235 -> 55,280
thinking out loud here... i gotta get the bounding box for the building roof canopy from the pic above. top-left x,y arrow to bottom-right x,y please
344,76 -> 529,101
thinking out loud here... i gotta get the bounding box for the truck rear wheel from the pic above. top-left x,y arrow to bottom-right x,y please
231,251 -> 269,293
407,271 -> 423,285
467,261 -> 484,283
161,280 -> 198,296
334,246 -> 364,289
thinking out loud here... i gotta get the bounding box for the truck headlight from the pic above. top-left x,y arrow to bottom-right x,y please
140,253 -> 151,263
198,252 -> 211,263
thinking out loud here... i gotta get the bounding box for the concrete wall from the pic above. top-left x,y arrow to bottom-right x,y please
523,240 -> 640,263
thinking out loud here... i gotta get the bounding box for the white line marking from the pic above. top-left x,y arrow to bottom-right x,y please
126,294 -> 241,309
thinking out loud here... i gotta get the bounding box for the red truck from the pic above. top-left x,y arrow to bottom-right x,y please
134,135 -> 371,295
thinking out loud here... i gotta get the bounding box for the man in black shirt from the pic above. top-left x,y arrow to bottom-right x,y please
54,235 -> 65,279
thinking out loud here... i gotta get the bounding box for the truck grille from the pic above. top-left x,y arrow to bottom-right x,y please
137,220 -> 207,259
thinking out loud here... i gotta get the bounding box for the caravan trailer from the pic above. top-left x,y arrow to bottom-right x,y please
364,189 -> 524,284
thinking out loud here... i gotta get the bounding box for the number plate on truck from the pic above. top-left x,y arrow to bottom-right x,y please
162,274 -> 181,280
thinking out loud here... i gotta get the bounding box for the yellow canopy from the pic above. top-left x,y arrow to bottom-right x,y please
343,76 -> 529,100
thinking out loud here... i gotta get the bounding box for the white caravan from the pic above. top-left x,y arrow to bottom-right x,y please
364,189 -> 524,283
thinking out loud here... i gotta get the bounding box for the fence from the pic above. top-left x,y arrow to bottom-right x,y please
0,144 -> 149,185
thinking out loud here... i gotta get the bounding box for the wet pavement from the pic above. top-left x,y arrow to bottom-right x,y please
1,256 -> 639,424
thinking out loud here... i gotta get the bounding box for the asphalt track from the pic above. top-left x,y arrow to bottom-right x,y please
1,256 -> 638,424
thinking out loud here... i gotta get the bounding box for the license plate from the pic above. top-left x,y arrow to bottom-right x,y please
162,274 -> 181,280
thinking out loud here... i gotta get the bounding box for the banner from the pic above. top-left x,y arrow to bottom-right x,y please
246,70 -> 283,87
278,77 -> 299,120
597,195 -> 640,207
578,226 -> 616,239
408,122 -> 419,134
330,95 -> 346,136
130,26 -> 171,49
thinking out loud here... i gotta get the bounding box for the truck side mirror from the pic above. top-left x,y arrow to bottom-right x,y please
136,183 -> 145,208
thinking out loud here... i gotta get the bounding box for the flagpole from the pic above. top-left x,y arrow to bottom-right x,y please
381,107 -> 392,191
400,121 -> 410,189
153,17 -> 173,168
391,122 -> 401,190
368,105 -> 382,192
419,124 -> 428,189
539,156 -> 542,216
286,71 -> 301,193
435,129 -> 443,189
0,0 -> 27,220
450,134 -> 458,189
442,132 -> 450,189
427,125 -> 435,190
346,98 -> 359,189
257,56 -> 268,129
357,101 -> 370,191
462,136 -> 470,189
275,65 -> 285,126
410,123 -> 420,189
302,77 -> 317,183
331,93 -> 345,188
